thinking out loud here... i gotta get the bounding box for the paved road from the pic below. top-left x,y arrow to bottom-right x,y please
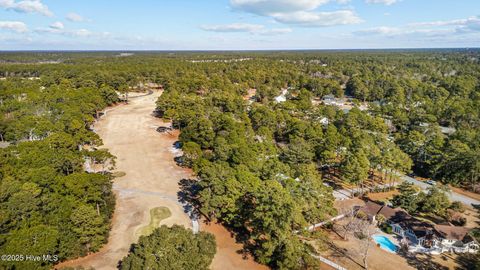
401,175 -> 480,207
328,176 -> 479,207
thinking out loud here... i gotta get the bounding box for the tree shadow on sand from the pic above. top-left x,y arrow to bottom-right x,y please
399,251 -> 450,270
322,241 -> 365,269
177,178 -> 201,216
453,253 -> 479,270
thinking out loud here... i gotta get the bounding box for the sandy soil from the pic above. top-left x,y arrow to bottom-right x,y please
56,91 -> 192,269
201,221 -> 269,270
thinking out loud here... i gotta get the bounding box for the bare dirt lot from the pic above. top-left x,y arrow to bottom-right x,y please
56,91 -> 192,269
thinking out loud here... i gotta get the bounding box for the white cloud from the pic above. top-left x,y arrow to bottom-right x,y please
36,26 -> 93,37
72,29 -> 92,37
409,16 -> 480,32
201,23 -> 291,35
0,0 -> 53,16
0,21 -> 28,32
355,26 -> 457,37
365,0 -> 399,5
355,16 -> 480,39
274,10 -> 362,26
353,17 -> 480,42
66,12 -> 87,22
230,0 -> 330,15
354,26 -> 399,35
230,0 -> 362,27
201,23 -> 265,33
49,21 -> 64,30
260,28 -> 292,35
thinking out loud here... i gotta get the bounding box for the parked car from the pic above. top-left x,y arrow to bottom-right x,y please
426,180 -> 437,185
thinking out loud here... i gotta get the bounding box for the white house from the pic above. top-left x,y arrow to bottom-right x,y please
432,225 -> 479,254
274,88 -> 288,103
358,201 -> 479,254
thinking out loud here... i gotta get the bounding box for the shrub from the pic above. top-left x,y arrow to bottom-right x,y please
380,223 -> 393,234
449,201 -> 466,213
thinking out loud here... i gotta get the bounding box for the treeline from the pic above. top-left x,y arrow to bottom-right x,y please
0,76 -> 118,269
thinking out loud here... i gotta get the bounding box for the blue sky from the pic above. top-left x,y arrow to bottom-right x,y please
0,0 -> 479,50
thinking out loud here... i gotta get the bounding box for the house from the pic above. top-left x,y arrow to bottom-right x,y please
243,88 -> 257,101
274,88 -> 288,103
319,117 -> 329,125
389,214 -> 436,248
357,200 -> 384,222
433,225 -> 479,253
137,82 -> 163,90
357,201 -> 479,254
322,94 -> 337,105
419,122 -> 456,135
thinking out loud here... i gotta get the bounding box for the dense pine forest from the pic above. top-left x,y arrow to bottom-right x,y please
0,50 -> 479,269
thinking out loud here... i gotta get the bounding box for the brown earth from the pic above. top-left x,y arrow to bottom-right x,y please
366,190 -> 399,202
201,221 -> 269,270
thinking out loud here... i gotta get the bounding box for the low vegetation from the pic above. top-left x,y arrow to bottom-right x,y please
136,207 -> 172,237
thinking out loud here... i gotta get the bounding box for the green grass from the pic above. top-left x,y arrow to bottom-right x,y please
111,171 -> 126,178
136,207 -> 172,237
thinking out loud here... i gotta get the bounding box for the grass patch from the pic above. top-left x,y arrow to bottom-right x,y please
136,207 -> 172,237
112,171 -> 126,178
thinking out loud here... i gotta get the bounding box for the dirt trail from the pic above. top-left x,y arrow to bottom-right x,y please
56,91 -> 192,269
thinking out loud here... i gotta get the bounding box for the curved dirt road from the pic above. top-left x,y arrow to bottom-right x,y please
56,90 -> 193,269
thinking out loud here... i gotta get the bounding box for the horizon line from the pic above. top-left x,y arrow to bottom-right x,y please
0,47 -> 479,53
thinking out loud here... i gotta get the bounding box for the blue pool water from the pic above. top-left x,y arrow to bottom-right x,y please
373,235 -> 398,253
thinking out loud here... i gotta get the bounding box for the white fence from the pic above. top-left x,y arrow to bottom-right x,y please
311,254 -> 347,270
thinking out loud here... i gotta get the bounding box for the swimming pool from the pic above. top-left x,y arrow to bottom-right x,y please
373,235 -> 398,253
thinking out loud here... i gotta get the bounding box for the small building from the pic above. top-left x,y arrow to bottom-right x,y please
419,122 -> 456,135
319,117 -> 329,125
274,89 -> 288,103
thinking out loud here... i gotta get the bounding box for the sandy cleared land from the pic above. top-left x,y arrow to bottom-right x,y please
56,91 -> 192,269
